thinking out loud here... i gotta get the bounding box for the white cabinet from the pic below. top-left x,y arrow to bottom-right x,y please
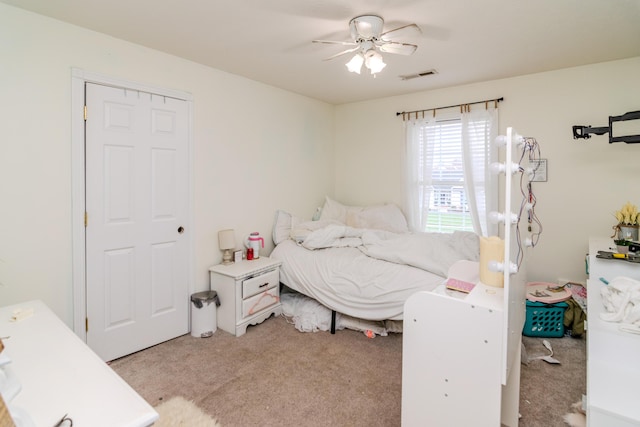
587,237 -> 640,426
402,283 -> 522,427
210,257 -> 282,337
402,127 -> 526,427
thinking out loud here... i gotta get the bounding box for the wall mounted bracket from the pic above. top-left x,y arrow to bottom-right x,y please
573,110 -> 640,144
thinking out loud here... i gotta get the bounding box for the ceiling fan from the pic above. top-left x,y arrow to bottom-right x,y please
313,15 -> 420,76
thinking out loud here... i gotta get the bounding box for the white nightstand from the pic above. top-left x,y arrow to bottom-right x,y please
209,257 -> 282,337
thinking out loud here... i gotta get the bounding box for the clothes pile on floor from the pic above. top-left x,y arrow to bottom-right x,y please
563,282 -> 587,338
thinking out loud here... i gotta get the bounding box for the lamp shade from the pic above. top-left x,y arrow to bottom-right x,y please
218,229 -> 235,250
365,51 -> 386,75
346,54 -> 364,74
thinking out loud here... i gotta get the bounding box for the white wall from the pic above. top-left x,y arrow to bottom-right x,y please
0,4 -> 334,326
335,56 -> 640,284
2,2 -> 639,326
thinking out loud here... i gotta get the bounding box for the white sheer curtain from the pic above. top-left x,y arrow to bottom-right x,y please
461,107 -> 499,236
402,106 -> 498,236
403,114 -> 437,232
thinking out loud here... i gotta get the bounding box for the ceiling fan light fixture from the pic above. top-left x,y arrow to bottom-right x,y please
316,14 -> 417,77
346,53 -> 364,74
364,50 -> 386,75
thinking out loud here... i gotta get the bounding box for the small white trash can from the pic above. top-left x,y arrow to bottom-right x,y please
190,290 -> 220,338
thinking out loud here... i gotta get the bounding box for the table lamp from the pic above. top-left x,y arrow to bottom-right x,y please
218,229 -> 235,265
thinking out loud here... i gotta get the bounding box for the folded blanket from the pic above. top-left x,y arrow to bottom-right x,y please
600,276 -> 640,325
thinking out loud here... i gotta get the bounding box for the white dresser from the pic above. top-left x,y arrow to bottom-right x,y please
587,237 -> 640,426
0,300 -> 157,427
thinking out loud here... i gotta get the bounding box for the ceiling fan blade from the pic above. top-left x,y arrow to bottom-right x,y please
378,42 -> 417,55
380,23 -> 421,41
323,46 -> 360,61
312,39 -> 357,46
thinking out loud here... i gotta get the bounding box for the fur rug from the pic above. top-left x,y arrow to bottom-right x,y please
154,396 -> 221,427
563,400 -> 586,427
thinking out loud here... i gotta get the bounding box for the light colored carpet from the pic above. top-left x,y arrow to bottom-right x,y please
155,396 -> 222,427
110,315 -> 585,426
519,335 -> 586,426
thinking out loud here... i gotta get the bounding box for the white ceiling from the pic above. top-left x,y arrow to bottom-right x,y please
3,0 -> 640,105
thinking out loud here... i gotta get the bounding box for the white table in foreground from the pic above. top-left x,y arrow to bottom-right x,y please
587,237 -> 640,426
0,300 -> 158,427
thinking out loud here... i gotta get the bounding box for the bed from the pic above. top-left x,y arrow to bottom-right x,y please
270,196 -> 481,331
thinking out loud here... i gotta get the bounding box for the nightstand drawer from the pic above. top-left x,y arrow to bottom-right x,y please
242,269 -> 279,299
242,288 -> 279,317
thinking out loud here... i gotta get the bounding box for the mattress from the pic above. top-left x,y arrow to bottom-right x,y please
270,239 -> 445,321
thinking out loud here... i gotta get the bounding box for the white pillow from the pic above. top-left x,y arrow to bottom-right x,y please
272,210 -> 301,245
319,196 -> 409,233
318,196 -> 350,224
349,204 -> 409,234
272,210 -> 290,245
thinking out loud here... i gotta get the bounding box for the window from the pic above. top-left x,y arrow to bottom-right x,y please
423,118 -> 474,233
403,108 -> 498,236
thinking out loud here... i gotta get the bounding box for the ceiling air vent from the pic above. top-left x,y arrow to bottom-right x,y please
399,69 -> 438,81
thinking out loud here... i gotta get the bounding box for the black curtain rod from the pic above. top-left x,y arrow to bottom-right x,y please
396,97 -> 504,120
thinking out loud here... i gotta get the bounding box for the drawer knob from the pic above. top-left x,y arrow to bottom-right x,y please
259,282 -> 269,288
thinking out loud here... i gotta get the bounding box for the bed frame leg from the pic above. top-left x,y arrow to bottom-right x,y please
331,310 -> 336,334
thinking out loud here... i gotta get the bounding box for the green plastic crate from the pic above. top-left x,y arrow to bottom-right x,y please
523,300 -> 568,338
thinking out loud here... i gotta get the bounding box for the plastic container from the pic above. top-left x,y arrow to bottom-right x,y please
190,290 -> 220,338
523,300 -> 568,338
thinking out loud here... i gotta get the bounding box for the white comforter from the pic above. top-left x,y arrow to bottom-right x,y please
272,222 -> 479,320
294,222 -> 479,278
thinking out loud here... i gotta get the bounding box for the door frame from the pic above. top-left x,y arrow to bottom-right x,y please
71,68 -> 195,340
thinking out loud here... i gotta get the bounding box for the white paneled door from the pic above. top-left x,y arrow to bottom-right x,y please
85,83 -> 190,361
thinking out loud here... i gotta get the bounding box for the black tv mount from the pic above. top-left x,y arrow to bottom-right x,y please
572,110 -> 640,144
